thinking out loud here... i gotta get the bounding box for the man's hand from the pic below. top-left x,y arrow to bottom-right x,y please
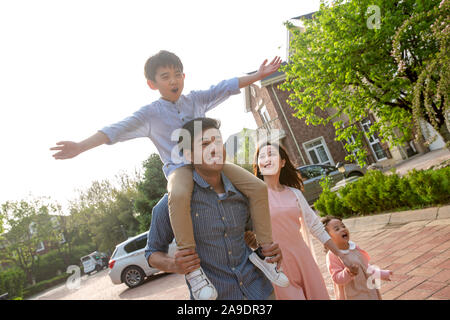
50,141 -> 82,159
261,242 -> 283,270
173,248 -> 201,275
256,56 -> 282,79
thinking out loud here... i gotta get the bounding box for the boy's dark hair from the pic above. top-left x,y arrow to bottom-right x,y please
144,50 -> 183,81
178,117 -> 221,153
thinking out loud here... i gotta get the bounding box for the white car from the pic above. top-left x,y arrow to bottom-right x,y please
80,251 -> 108,275
108,231 -> 176,288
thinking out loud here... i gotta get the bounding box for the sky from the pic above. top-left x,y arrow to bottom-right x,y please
0,0 -> 321,212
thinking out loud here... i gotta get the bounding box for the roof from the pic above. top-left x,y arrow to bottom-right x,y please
290,11 -> 316,20
246,61 -> 288,87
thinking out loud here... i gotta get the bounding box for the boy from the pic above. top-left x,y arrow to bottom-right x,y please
50,50 -> 288,299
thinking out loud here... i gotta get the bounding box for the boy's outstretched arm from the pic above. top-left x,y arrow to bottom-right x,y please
238,56 -> 282,89
50,131 -> 110,160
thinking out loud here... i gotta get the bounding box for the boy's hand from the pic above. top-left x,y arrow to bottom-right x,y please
238,56 -> 282,89
256,56 -> 282,79
50,141 -> 82,159
244,231 -> 258,250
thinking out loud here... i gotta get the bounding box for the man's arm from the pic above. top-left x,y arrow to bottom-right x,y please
238,56 -> 282,89
149,248 -> 201,274
50,131 -> 110,160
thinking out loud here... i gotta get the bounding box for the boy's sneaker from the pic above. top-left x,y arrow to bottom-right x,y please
249,247 -> 290,287
185,267 -> 218,300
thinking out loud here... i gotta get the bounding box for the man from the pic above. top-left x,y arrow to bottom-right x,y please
145,117 -> 287,300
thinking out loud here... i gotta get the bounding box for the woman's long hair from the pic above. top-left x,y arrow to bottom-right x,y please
253,142 -> 304,191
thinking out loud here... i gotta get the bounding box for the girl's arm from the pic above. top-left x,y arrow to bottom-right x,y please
327,253 -> 356,285
294,188 -> 359,274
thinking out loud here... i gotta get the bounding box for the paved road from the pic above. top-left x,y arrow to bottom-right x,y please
31,213 -> 450,300
29,269 -> 189,300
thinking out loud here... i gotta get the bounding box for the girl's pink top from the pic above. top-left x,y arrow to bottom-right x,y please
326,241 -> 391,300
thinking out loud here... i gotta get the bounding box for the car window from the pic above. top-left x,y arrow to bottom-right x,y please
111,247 -> 118,259
124,235 -> 147,253
135,236 -> 148,250
124,241 -> 137,253
324,165 -> 337,174
298,168 -> 309,180
81,256 -> 91,262
307,165 -> 324,178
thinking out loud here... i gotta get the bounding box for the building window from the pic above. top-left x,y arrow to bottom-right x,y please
303,137 -> 334,166
51,216 -> 60,228
360,119 -> 387,161
258,106 -> 271,125
59,233 -> 66,244
29,222 -> 37,235
36,241 -> 45,253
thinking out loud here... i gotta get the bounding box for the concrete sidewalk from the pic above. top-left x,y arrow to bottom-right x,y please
312,205 -> 450,300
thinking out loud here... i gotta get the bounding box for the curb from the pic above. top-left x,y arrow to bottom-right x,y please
342,205 -> 450,232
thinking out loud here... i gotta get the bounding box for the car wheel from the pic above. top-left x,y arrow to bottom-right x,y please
348,171 -> 364,178
122,266 -> 145,288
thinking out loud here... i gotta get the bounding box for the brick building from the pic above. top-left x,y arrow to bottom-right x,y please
241,13 -> 424,169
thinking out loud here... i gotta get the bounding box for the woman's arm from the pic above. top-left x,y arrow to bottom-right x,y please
325,240 -> 359,275
293,188 -> 359,274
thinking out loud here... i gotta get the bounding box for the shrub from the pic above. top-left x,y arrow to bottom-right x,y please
22,273 -> 70,299
315,189 -> 352,218
0,267 -> 26,299
315,166 -> 450,217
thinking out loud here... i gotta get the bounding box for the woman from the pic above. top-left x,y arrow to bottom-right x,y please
251,142 -> 358,300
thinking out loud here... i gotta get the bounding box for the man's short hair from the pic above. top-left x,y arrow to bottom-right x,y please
144,50 -> 183,81
178,117 -> 221,153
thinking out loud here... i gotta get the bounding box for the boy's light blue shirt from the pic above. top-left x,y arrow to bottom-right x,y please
100,78 -> 240,178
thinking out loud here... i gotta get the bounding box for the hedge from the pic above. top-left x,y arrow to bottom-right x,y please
0,267 -> 26,299
22,273 -> 70,299
315,166 -> 450,218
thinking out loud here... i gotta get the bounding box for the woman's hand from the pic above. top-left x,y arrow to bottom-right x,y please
341,255 -> 359,275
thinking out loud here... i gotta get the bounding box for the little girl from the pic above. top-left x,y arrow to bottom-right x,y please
322,216 -> 393,300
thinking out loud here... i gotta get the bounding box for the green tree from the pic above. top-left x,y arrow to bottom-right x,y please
1,197 -> 63,284
68,172 -> 141,254
281,0 -> 447,165
134,154 -> 167,232
228,128 -> 256,173
392,0 -> 449,148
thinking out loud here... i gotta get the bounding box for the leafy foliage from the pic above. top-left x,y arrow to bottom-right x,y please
315,166 -> 450,217
392,0 -> 450,148
281,0 -> 448,165
134,154 -> 167,232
